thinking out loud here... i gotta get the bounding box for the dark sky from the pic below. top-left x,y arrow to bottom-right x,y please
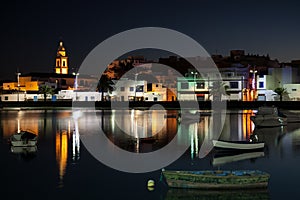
1,0 -> 300,80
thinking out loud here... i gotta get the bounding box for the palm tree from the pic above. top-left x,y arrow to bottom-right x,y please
208,81 -> 229,101
274,87 -> 288,101
97,75 -> 113,101
39,85 -> 54,102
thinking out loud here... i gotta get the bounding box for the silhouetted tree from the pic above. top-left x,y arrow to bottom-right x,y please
208,81 -> 229,101
97,75 -> 113,101
39,85 -> 54,102
274,87 -> 288,101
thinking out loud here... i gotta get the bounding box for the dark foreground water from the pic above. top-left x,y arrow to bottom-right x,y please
1,109 -> 300,199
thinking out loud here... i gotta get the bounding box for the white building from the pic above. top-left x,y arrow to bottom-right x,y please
57,90 -> 103,101
109,78 -> 169,101
110,78 -> 147,101
255,66 -> 300,101
284,84 -> 300,101
177,71 -> 246,101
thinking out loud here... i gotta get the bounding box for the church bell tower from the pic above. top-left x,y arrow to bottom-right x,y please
55,41 -> 68,74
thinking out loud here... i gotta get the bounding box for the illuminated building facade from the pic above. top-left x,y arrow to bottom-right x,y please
55,41 -> 69,75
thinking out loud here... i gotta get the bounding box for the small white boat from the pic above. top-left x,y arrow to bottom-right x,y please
212,140 -> 265,151
250,106 -> 287,127
10,130 -> 38,147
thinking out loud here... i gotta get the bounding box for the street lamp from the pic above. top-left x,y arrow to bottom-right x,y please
16,72 -> 21,102
191,71 -> 198,100
250,68 -> 257,101
249,69 -> 257,90
134,73 -> 138,101
72,72 -> 79,90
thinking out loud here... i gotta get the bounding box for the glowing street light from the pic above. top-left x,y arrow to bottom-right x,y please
249,69 -> 258,90
191,71 -> 198,100
16,72 -> 21,102
72,72 -> 79,90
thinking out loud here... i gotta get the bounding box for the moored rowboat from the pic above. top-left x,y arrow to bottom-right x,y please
162,169 -> 270,189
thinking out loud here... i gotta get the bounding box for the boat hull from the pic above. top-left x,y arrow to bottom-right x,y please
250,115 -> 287,127
162,170 -> 270,189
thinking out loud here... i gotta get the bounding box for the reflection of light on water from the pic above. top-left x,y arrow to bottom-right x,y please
242,110 -> 255,140
17,119 -> 20,133
190,123 -> 199,159
72,119 -> 80,161
56,130 -> 68,187
114,109 -> 166,139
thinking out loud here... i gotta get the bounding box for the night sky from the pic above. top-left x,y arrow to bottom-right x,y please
1,0 -> 300,80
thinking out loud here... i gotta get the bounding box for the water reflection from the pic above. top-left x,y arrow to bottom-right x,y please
165,188 -> 270,200
1,109 -> 300,192
10,146 -> 38,161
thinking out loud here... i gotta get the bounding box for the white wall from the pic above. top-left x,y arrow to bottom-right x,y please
284,84 -> 300,101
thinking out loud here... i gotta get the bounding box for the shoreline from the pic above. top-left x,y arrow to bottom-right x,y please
1,101 -> 300,110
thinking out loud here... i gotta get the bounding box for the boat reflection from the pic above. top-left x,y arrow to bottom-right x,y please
10,145 -> 38,161
165,188 -> 270,200
212,151 -> 265,167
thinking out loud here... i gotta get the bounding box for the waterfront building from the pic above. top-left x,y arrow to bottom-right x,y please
256,66 -> 300,101
110,78 -> 147,101
177,69 -> 246,101
0,40 -> 99,101
56,90 -> 103,101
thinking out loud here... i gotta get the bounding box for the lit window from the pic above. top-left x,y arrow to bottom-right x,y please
196,82 -> 205,89
136,85 -> 144,92
259,82 -> 264,88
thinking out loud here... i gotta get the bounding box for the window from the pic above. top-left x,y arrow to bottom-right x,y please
229,82 -> 239,89
5,96 -> 8,101
196,82 -> 205,89
62,61 -> 66,66
120,87 -> 125,91
292,89 -> 297,91
259,82 -> 264,88
156,84 -> 159,87
136,85 -> 144,92
129,87 -> 134,92
91,96 -> 95,100
181,82 -> 189,89
259,75 -> 264,78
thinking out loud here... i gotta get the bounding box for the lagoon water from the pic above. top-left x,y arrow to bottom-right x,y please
1,109 -> 300,199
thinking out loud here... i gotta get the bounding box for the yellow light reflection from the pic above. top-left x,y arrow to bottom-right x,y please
56,130 -> 68,187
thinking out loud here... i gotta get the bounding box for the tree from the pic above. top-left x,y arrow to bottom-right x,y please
97,75 -> 113,101
208,81 -> 229,101
39,85 -> 54,102
274,87 -> 288,101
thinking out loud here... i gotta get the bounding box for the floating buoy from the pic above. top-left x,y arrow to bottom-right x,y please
147,179 -> 155,191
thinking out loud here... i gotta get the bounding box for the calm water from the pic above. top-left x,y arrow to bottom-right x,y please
1,109 -> 300,199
